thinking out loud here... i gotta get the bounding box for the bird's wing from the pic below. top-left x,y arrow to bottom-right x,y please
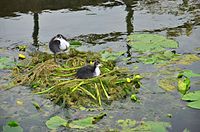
49,40 -> 61,53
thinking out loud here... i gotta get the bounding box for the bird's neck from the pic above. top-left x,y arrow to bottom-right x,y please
93,66 -> 100,76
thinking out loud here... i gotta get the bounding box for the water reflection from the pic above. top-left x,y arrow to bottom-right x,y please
32,13 -> 39,48
0,0 -> 115,17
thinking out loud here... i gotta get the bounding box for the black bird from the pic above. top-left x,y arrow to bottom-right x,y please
76,60 -> 101,79
49,34 -> 70,62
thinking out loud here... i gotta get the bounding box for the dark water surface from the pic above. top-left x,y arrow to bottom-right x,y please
1,0 -> 200,131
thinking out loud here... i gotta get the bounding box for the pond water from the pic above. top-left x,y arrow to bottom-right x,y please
0,0 -> 200,131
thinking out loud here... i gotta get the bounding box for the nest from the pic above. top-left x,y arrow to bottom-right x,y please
12,49 -> 141,108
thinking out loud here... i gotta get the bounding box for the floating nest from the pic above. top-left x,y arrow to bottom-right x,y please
11,49 -> 141,108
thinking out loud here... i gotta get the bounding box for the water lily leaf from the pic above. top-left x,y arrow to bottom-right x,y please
46,116 -> 68,130
178,77 -> 190,95
187,100 -> 200,109
178,70 -> 200,78
3,121 -> 23,132
69,113 -> 106,129
138,51 -> 176,64
117,119 -> 136,128
69,117 -> 94,129
133,121 -> 171,132
127,34 -> 178,52
182,90 -> 200,101
101,50 -> 124,61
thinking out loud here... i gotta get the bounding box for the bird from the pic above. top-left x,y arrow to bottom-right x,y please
76,60 -> 101,79
49,34 -> 70,62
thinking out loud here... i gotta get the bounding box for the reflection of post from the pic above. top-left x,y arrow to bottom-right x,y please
123,0 -> 135,57
125,4 -> 134,35
32,13 -> 39,48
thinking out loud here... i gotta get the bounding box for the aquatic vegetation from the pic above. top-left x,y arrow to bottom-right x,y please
158,77 -> 177,91
11,48 -> 141,107
182,90 -> 200,109
46,116 -> 68,130
117,119 -> 171,132
46,113 -> 106,130
0,56 -> 16,70
127,34 -> 178,52
3,121 -> 23,132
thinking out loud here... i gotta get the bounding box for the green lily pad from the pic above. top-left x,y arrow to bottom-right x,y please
3,121 -> 23,132
101,50 -> 125,61
178,70 -> 200,78
127,34 -> 178,52
117,119 -> 171,132
187,100 -> 200,109
69,113 -> 106,129
182,90 -> 200,109
46,116 -> 68,130
69,117 -> 94,129
138,51 -> 176,64
182,90 -> 200,101
133,121 -> 171,132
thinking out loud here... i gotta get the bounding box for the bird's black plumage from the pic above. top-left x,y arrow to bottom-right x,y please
76,60 -> 101,79
49,34 -> 70,62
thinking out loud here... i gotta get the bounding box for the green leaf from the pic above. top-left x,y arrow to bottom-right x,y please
127,34 -> 178,52
187,100 -> 200,109
7,121 -> 19,127
133,121 -> 171,132
69,41 -> 82,48
3,121 -> 23,132
101,50 -> 124,61
46,116 -> 68,130
32,101 -> 40,110
178,77 -> 190,95
131,94 -> 137,101
182,90 -> 200,101
69,117 -> 94,129
69,113 -> 106,129
178,70 -> 200,78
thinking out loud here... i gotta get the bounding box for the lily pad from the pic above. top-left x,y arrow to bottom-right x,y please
138,50 -> 177,64
69,113 -> 106,129
127,34 -> 178,52
133,121 -> 171,132
178,70 -> 200,78
101,50 -> 125,61
69,117 -> 94,129
182,90 -> 200,109
182,90 -> 200,101
117,119 -> 171,132
46,116 -> 68,130
187,100 -> 200,109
